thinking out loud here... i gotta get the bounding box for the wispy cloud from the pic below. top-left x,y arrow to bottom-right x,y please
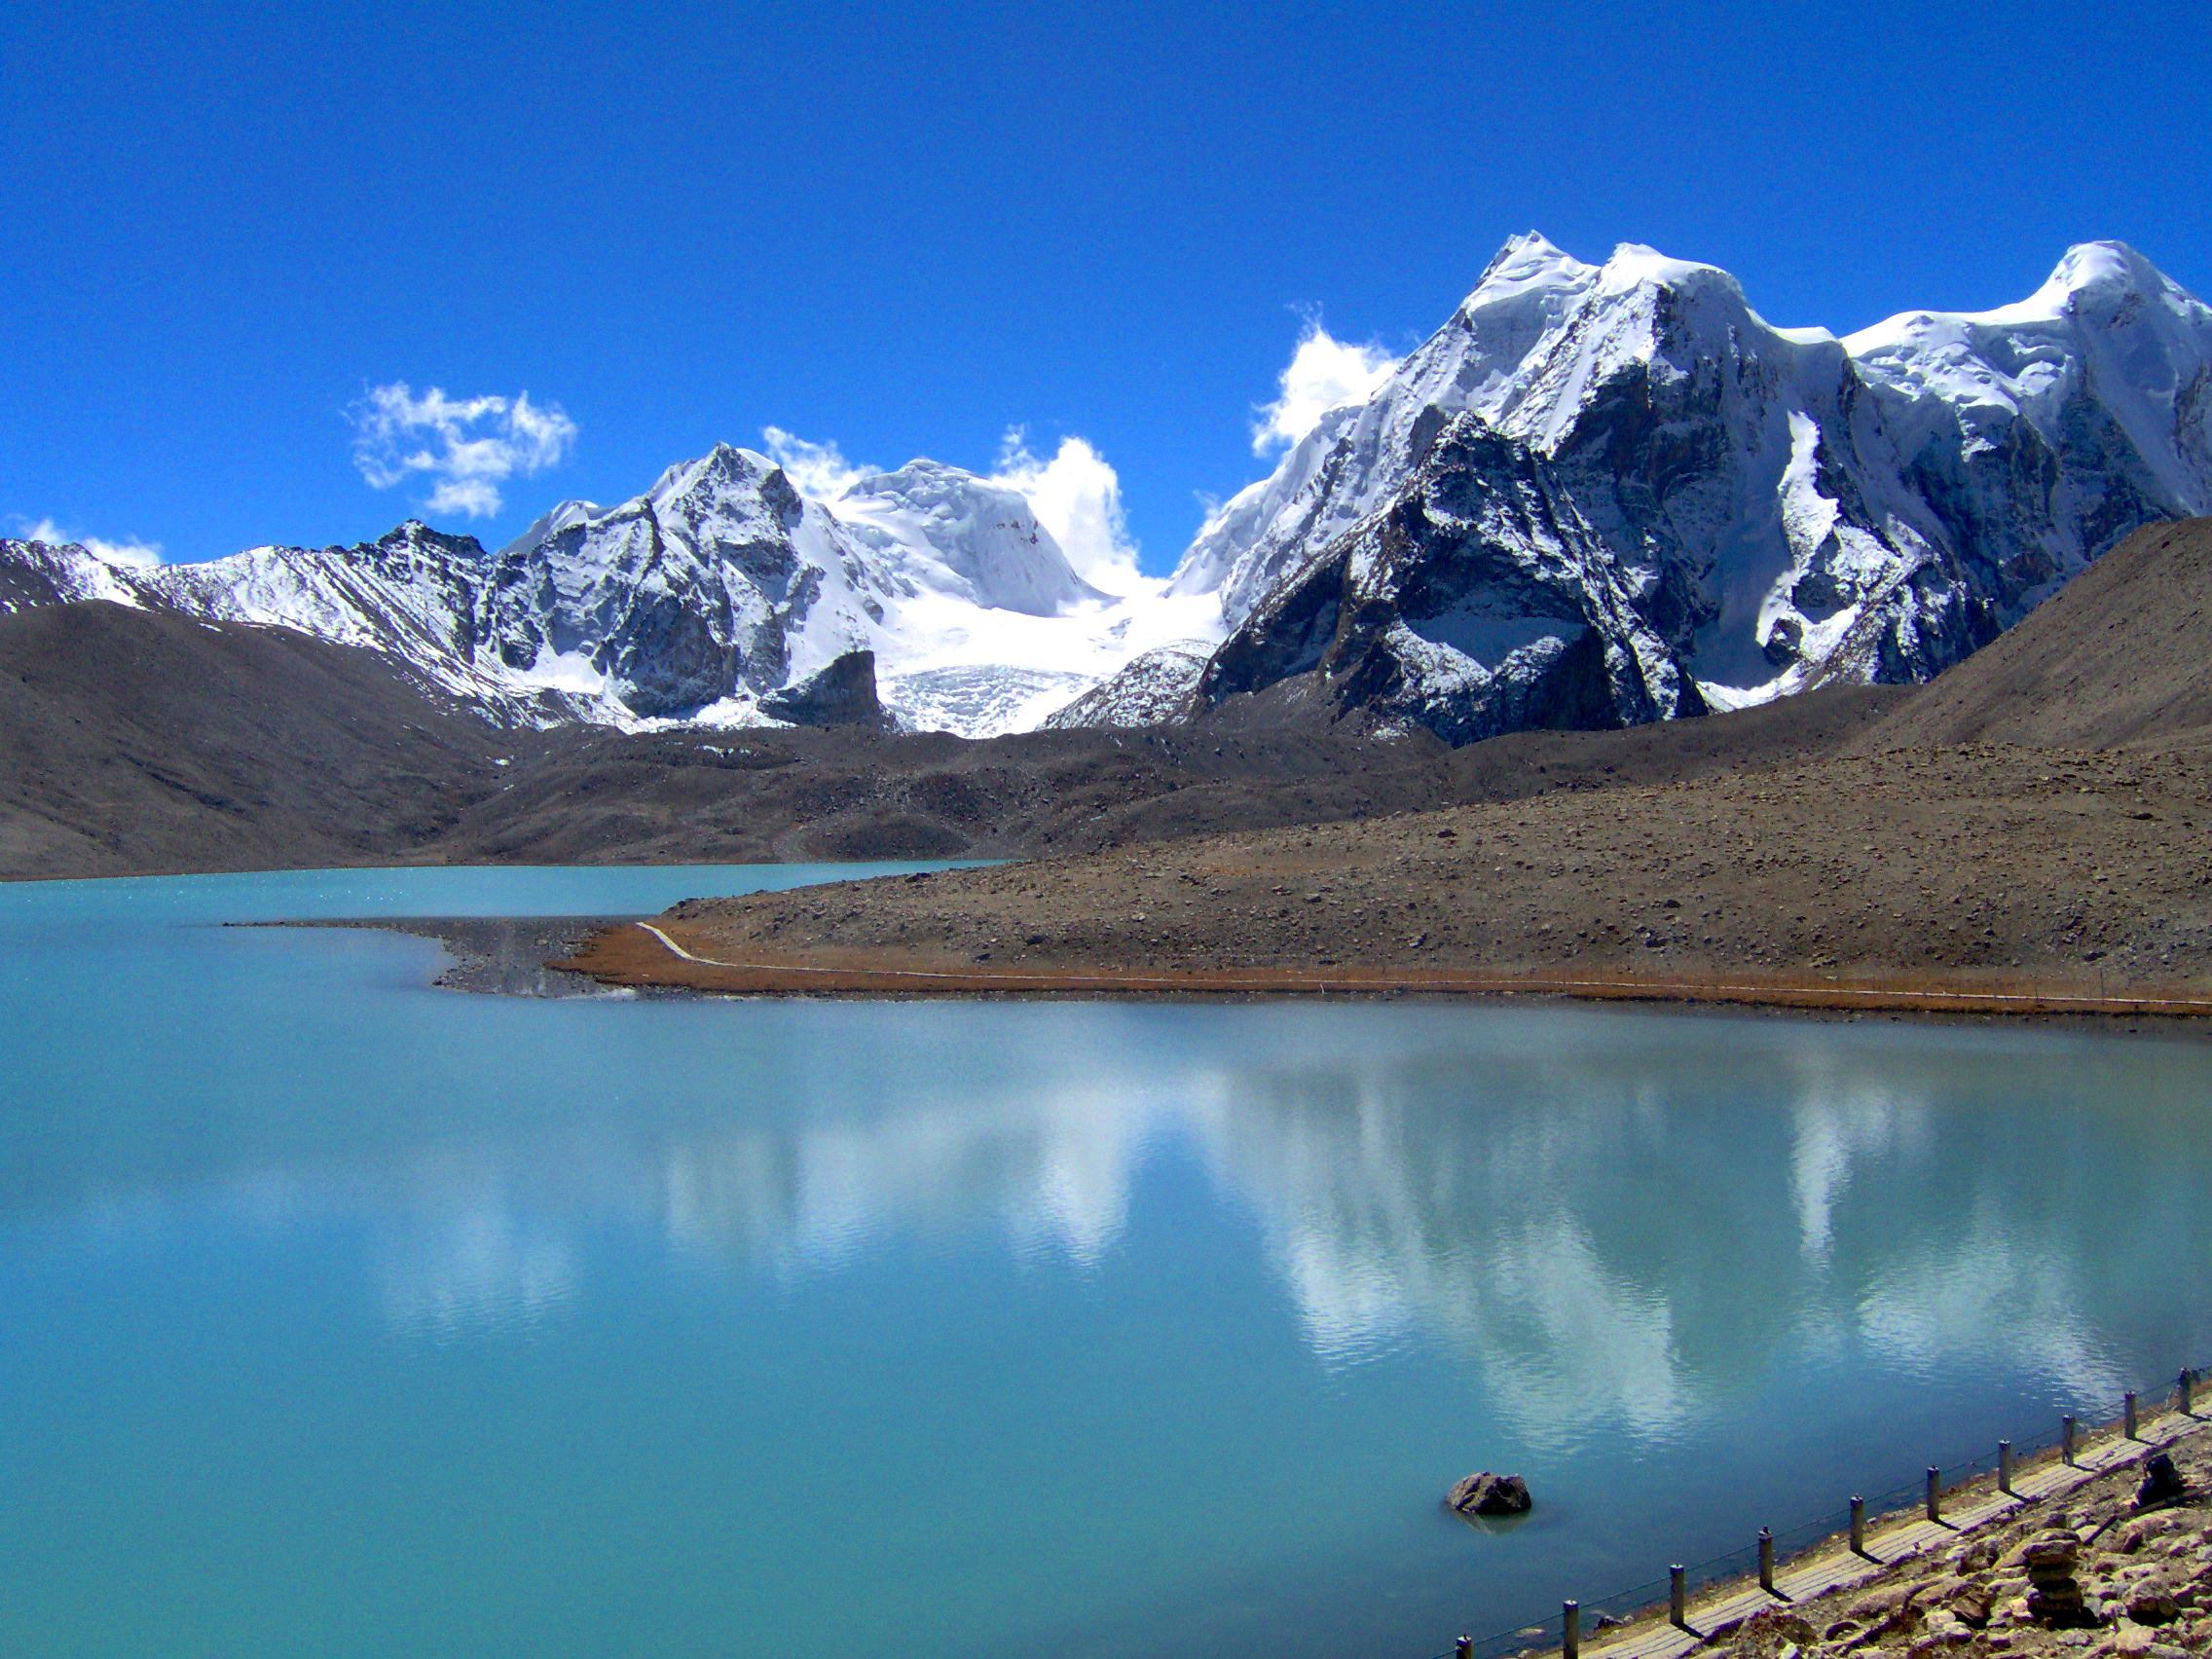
1251,317 -> 1398,456
350,382 -> 577,519
15,516 -> 164,570
762,426 -> 870,499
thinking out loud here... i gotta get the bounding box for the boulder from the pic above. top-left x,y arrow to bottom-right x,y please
1446,1471 -> 1532,1517
2126,1586 -> 2181,1625
2137,1453 -> 2187,1508
2022,1533 -> 2081,1573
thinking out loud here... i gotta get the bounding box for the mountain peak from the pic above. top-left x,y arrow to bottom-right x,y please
2046,240 -> 2163,301
1845,241 -> 2208,358
497,498 -> 598,561
1481,228 -> 1570,268
647,442 -> 783,510
845,458 -> 1024,512
1599,241 -> 1744,301
832,457 -> 1100,616
375,519 -> 486,560
1466,231 -> 1597,310
1463,236 -> 1754,317
849,456 -> 973,493
2032,242 -> 2212,327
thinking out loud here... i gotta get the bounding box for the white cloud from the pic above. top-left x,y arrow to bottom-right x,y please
1251,320 -> 1398,456
16,516 -> 164,570
350,382 -> 577,519
762,426 -> 870,499
987,429 -> 1141,593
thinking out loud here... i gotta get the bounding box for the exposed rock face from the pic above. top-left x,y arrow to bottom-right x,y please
476,445 -> 869,719
1041,642 -> 1213,730
1179,235 -> 2212,746
1445,1471 -> 1532,1517
1198,416 -> 1714,742
756,649 -> 890,729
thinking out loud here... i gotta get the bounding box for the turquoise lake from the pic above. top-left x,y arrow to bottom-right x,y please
2,866 -> 2208,1657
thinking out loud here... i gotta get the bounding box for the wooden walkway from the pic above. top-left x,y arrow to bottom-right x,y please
1565,1405 -> 2202,1659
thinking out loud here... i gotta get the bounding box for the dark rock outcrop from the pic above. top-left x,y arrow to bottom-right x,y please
2137,1452 -> 2187,1507
1198,416 -> 1712,745
757,649 -> 890,729
1445,1471 -> 1532,1518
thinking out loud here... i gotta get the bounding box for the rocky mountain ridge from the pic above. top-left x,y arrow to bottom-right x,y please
7,234 -> 2208,745
3,447 -> 1203,736
1168,235 -> 2212,742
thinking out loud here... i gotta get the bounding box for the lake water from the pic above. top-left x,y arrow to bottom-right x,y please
2,866 -> 2208,1658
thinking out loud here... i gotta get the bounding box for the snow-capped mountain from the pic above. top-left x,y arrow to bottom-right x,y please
2,519 -> 545,710
0,536 -> 157,613
832,461 -> 1104,616
3,446 -> 1220,736
1176,234 -> 2212,741
7,233 -> 2206,747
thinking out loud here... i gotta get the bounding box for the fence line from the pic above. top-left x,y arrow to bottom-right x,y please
1425,1359 -> 2207,1659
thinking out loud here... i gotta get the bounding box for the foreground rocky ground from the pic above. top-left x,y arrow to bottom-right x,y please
1704,1420 -> 2212,1659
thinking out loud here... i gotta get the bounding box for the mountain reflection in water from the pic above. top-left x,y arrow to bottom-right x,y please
6,875 -> 2209,1659
28,995 -> 2187,1448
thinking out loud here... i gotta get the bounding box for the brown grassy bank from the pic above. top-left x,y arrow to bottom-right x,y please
556,737 -> 2212,1014
556,919 -> 2212,1016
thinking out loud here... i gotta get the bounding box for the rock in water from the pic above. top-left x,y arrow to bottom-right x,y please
2136,1451 -> 2186,1507
1446,1471 -> 1533,1517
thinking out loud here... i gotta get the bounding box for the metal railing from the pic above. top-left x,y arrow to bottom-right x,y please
1424,1359 -> 2205,1659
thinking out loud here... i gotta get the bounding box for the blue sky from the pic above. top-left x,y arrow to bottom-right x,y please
5,0 -> 2208,577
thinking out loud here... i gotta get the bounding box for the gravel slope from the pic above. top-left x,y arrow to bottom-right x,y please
574,742 -> 2212,1005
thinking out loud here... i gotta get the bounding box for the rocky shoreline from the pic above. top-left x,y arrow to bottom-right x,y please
1583,1417 -> 2212,1659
